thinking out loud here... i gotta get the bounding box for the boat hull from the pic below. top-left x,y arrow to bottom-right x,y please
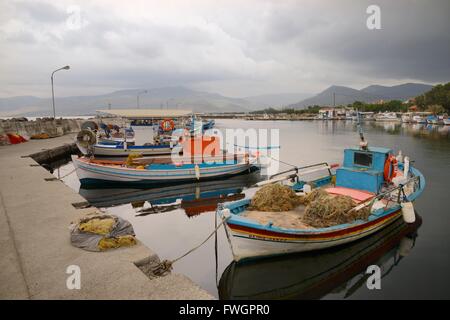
72,156 -> 254,184
219,165 -> 425,262
223,209 -> 402,261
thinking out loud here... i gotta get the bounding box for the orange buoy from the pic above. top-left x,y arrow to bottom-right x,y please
384,154 -> 398,183
160,119 -> 175,132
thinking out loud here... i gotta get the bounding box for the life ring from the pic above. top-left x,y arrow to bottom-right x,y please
160,119 -> 175,132
384,154 -> 398,183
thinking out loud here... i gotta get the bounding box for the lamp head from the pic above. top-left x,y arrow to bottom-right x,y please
63,65 -> 70,70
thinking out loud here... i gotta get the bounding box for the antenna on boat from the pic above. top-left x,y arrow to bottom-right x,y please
357,109 -> 368,150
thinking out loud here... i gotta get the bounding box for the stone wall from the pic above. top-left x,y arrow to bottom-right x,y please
0,117 -> 127,138
0,119 -> 82,138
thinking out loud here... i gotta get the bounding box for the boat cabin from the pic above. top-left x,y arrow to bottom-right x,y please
335,147 -> 392,193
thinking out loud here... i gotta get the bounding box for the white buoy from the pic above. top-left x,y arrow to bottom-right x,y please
401,202 -> 416,223
303,184 -> 312,194
403,156 -> 410,176
194,164 -> 201,180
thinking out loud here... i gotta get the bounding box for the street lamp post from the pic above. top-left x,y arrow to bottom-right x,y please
137,90 -> 148,109
51,65 -> 70,118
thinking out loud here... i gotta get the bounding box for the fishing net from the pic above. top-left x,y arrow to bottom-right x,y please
78,217 -> 115,234
302,194 -> 371,228
126,153 -> 143,167
70,214 -> 137,252
249,184 -> 303,212
247,185 -> 370,228
98,235 -> 137,250
300,188 -> 329,205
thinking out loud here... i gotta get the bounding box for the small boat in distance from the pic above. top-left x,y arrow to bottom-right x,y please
375,112 -> 400,122
412,115 -> 427,124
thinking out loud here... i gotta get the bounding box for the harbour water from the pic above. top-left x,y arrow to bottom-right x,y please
56,119 -> 450,299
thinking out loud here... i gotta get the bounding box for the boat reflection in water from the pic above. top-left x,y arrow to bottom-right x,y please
79,167 -> 262,217
218,213 -> 422,300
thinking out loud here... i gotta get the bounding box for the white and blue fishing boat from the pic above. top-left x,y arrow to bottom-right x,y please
219,213 -> 422,299
76,128 -> 174,157
72,152 -> 257,185
217,119 -> 425,261
426,115 -> 441,125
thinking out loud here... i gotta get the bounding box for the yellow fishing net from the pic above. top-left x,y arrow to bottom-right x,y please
248,185 -> 371,228
302,192 -> 371,228
98,235 -> 137,251
249,184 -> 303,212
78,217 -> 115,235
126,153 -> 143,167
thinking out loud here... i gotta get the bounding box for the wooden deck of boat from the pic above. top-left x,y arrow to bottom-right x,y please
242,205 -> 313,230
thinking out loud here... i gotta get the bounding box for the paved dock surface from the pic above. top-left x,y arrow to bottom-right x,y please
0,135 -> 213,299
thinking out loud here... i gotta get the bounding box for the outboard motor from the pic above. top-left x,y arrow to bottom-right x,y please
76,129 -> 97,155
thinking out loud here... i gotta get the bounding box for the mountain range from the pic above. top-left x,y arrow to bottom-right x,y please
0,83 -> 434,117
288,83 -> 433,108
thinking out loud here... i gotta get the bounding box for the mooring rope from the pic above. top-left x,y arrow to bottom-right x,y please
265,154 -> 298,168
149,215 -> 230,277
58,167 -> 77,180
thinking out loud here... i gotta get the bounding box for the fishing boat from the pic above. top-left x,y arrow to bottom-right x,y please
412,115 -> 427,124
426,115 -> 440,125
72,150 -> 257,185
217,124 -> 425,261
401,113 -> 413,123
219,213 -> 421,299
443,117 -> 450,125
375,112 -> 400,122
187,117 -> 215,133
77,128 -> 174,157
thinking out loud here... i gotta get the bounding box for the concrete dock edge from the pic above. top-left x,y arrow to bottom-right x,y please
0,134 -> 214,299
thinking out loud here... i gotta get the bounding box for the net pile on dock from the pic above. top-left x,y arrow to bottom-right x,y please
249,184 -> 303,212
71,214 -> 137,252
301,189 -> 371,228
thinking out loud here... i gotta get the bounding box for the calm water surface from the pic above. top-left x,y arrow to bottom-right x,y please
57,119 -> 450,299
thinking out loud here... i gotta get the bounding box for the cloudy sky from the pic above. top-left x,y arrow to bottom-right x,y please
0,0 -> 449,98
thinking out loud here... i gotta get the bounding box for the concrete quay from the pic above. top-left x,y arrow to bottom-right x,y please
0,134 -> 213,299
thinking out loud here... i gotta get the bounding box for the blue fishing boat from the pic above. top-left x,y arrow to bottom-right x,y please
217,118 -> 425,261
187,117 -> 215,133
426,115 -> 440,124
218,146 -> 424,261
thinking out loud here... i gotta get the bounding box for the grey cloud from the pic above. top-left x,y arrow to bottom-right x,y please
15,0 -> 66,24
0,0 -> 449,98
